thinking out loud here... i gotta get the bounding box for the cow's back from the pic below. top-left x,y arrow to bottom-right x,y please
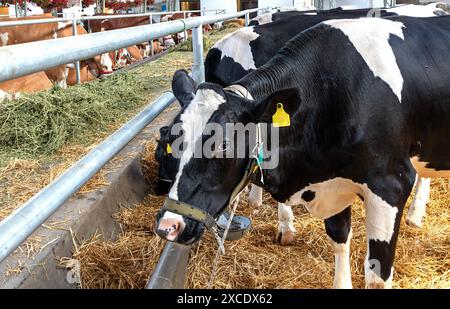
0,15 -> 56,45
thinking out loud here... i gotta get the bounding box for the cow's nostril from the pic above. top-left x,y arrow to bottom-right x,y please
155,218 -> 183,241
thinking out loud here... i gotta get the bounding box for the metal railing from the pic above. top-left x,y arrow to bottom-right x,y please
0,9 -> 228,84
0,9 -> 225,27
0,7 -> 271,264
0,8 -> 267,84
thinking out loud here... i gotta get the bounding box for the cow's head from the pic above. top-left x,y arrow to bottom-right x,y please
154,70 -> 198,195
88,54 -> 114,77
155,70 -> 300,244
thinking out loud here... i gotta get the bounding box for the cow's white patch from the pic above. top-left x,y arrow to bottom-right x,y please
410,156 -> 450,178
287,177 -> 398,242
57,21 -> 72,30
162,210 -> 183,220
361,183 -> 398,243
365,258 -> 393,289
286,177 -> 358,220
169,89 -> 226,200
277,203 -> 296,245
406,176 -> 430,228
248,185 -> 263,207
56,67 -> 69,89
251,13 -> 273,25
386,4 -> 446,17
213,26 -> 260,71
324,18 -> 405,102
329,229 -> 353,289
0,32 -> 9,46
100,53 -> 113,74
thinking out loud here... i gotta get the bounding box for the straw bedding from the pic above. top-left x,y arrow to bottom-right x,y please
73,141 -> 449,289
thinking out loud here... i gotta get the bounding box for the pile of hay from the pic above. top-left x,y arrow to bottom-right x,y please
75,144 -> 449,289
0,73 -> 146,157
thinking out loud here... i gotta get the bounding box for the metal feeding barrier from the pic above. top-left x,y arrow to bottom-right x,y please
0,7 -> 273,287
0,9 -> 225,84
0,8 -> 268,84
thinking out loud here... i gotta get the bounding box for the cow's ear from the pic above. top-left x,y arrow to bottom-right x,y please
253,88 -> 301,124
172,70 -> 197,108
158,126 -> 170,140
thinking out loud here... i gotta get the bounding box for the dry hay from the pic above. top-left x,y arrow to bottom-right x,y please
222,18 -> 246,28
0,143 -> 109,221
75,146 -> 449,289
140,141 -> 159,196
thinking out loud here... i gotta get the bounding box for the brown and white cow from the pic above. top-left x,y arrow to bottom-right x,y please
0,72 -> 53,99
0,15 -> 105,90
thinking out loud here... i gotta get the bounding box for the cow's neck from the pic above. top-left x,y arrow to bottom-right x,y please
238,33 -> 346,201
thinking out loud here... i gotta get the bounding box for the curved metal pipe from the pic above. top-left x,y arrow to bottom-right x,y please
146,242 -> 192,289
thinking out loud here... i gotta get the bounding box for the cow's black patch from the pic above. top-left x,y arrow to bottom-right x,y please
301,190 -> 316,202
325,207 -> 351,244
368,239 -> 395,282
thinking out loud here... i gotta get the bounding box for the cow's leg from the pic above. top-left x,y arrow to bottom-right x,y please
276,203 -> 296,246
325,207 -> 352,289
248,184 -> 263,208
363,169 -> 415,289
57,67 -> 69,89
406,177 -> 430,228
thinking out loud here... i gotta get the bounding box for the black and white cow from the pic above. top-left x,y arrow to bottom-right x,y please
205,4 -> 445,87
155,16 -> 450,288
250,3 -> 448,26
154,4 -> 447,243
203,3 -> 447,230
249,9 -> 317,26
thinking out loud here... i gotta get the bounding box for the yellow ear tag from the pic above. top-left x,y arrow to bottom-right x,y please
272,103 -> 291,128
166,143 -> 172,154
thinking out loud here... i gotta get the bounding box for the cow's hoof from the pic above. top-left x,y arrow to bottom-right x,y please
276,230 -> 296,246
405,216 -> 423,228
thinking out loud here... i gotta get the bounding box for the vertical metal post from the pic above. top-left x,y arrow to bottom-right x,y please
72,19 -> 81,84
144,0 -> 147,13
183,12 -> 187,42
23,0 -> 27,16
149,14 -> 154,57
88,20 -> 92,33
191,25 -> 204,83
245,11 -> 250,26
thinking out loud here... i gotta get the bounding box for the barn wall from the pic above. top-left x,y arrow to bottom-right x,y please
259,0 -> 294,9
258,0 -> 315,9
319,0 -> 386,9
200,0 -> 238,15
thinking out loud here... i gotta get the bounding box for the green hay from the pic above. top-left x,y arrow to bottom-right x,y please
174,35 -> 214,52
0,73 -> 145,156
